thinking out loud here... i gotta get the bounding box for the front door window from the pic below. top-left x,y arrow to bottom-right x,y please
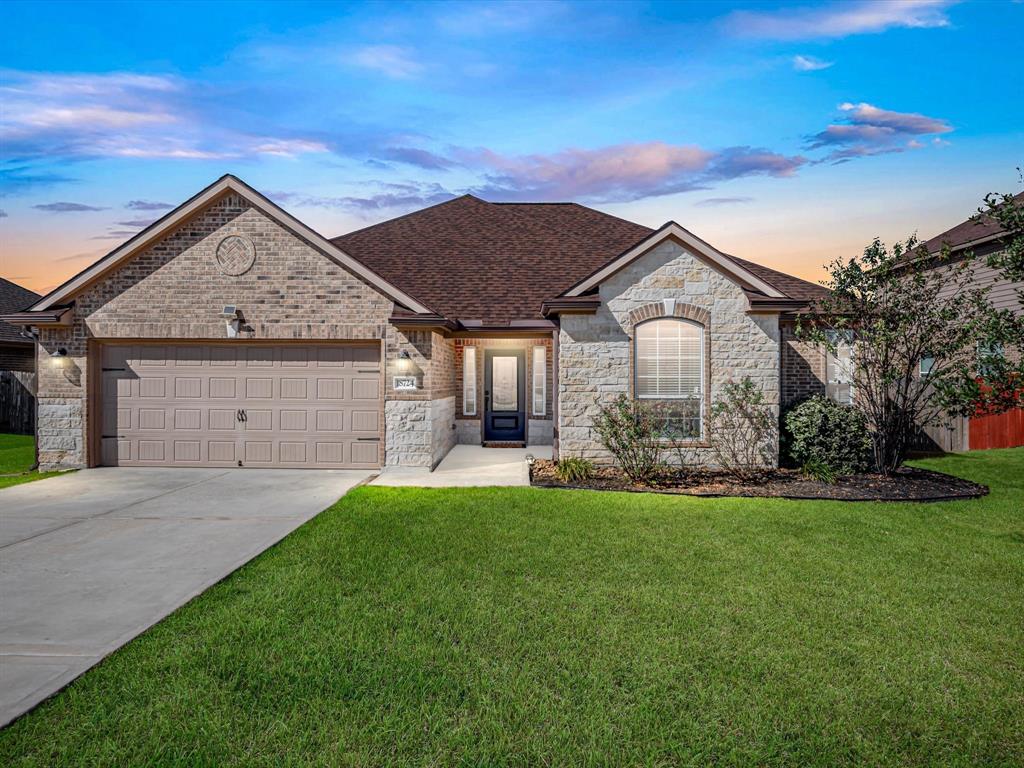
491,356 -> 518,411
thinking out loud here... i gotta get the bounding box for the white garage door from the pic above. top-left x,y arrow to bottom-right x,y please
100,343 -> 382,468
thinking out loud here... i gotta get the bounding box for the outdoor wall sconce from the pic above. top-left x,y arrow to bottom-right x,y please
396,349 -> 413,372
219,305 -> 242,338
50,347 -> 68,367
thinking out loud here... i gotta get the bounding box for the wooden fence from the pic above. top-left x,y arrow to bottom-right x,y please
0,370 -> 36,434
970,407 -> 1024,450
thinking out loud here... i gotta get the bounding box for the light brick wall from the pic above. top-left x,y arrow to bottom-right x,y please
35,192 -> 414,470
558,239 -> 781,467
382,329 -> 457,466
780,320 -> 826,407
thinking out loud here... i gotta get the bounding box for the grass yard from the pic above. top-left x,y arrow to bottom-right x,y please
0,433 -> 62,489
2,449 -> 1022,766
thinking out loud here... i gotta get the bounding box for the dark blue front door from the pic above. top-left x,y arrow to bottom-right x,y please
484,349 -> 526,442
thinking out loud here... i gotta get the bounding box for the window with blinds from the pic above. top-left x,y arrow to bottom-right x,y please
532,346 -> 546,416
463,346 -> 477,415
634,319 -> 703,399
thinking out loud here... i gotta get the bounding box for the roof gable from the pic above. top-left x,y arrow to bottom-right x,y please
30,175 -> 433,315
564,223 -> 787,299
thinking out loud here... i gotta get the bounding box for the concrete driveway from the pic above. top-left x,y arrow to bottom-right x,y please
0,467 -> 371,727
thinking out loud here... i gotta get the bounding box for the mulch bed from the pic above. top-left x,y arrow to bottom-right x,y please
529,460 -> 987,502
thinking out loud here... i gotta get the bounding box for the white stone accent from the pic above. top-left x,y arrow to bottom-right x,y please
456,419 -> 481,445
527,418 -> 553,445
558,239 -> 781,467
430,396 -> 457,467
385,397 -> 457,468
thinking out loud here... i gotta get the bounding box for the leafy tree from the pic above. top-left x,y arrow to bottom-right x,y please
798,185 -> 1023,474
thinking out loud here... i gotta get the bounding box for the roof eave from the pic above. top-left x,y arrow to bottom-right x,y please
0,305 -> 74,328
540,297 -> 601,317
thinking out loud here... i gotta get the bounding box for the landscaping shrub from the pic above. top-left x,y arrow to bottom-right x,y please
593,394 -> 663,485
784,395 -> 872,476
555,456 -> 595,484
706,378 -> 778,482
801,456 -> 838,484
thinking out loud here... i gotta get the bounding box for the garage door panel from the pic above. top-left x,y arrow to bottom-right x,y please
280,410 -> 307,431
209,441 -> 236,462
352,379 -> 379,400
209,377 -> 237,398
351,441 -> 379,465
139,378 -> 166,398
246,377 -> 273,399
351,410 -> 379,433
209,409 -> 237,430
100,343 -> 381,468
174,409 -> 202,430
138,408 -> 165,430
280,378 -> 307,399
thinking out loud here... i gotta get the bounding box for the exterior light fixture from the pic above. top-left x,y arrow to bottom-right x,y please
50,347 -> 68,367
397,349 -> 413,372
219,305 -> 242,338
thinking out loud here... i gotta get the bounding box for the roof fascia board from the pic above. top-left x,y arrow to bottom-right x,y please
30,175 -> 434,315
565,223 -> 785,298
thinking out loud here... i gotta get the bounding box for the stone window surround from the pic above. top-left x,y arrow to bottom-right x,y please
624,300 -> 712,448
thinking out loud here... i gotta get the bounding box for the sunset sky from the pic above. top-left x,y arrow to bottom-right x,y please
2,0 -> 1022,295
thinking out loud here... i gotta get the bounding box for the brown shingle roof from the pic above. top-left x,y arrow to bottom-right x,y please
0,277 -> 39,345
917,191 -> 1023,255
332,195 -> 826,322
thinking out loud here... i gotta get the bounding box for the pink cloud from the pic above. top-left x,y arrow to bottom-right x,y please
726,0 -> 953,41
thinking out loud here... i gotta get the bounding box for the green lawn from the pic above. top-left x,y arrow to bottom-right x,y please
0,433 -> 63,489
2,450 -> 1022,766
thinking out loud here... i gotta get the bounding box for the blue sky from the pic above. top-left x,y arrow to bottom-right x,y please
2,0 -> 1022,292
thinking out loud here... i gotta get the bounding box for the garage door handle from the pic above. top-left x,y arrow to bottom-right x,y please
236,409 -> 247,422
356,437 -> 380,441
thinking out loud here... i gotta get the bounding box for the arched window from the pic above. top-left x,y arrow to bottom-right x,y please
634,318 -> 704,438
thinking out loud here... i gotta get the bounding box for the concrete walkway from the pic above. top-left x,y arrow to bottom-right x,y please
372,444 -> 552,487
0,467 -> 370,727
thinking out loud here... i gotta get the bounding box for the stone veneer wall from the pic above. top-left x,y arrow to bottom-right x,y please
383,329 -> 458,467
34,191 -> 416,470
780,320 -> 826,407
558,239 -> 781,467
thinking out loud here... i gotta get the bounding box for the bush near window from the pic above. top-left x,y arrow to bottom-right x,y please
555,456 -> 595,484
784,395 -> 872,476
706,378 -> 777,482
593,394 -> 664,485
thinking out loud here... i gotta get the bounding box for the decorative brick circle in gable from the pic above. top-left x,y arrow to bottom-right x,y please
215,234 -> 256,276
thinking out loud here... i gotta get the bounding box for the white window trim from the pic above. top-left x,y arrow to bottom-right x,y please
463,346 -> 477,416
532,346 -> 546,417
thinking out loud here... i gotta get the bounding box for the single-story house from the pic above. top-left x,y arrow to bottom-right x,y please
4,175 -> 840,472
0,277 -> 40,434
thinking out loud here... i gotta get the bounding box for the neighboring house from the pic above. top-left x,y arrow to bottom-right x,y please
908,193 -> 1024,452
0,277 -> 41,434
3,175 -> 835,472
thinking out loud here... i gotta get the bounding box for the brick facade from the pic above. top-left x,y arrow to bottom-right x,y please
779,320 -> 827,407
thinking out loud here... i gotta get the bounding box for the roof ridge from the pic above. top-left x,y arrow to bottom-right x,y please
568,202 -> 657,233
331,194 -> 482,242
